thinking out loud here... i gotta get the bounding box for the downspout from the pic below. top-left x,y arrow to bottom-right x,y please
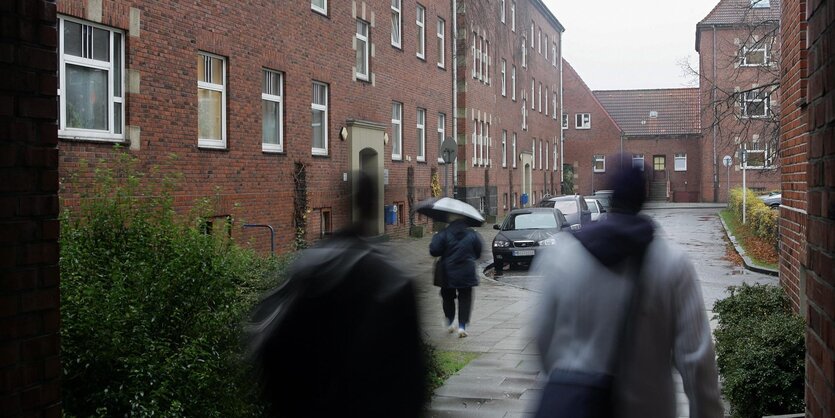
452,0 -> 458,192
559,35 -> 564,186
712,25 -> 718,202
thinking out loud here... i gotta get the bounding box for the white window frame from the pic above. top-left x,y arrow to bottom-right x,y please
744,141 -> 774,168
311,0 -> 327,16
500,0 -> 506,23
502,130 -> 507,167
311,81 -> 329,155
473,119 -> 479,166
538,82 -> 542,113
58,16 -> 125,142
674,153 -> 687,171
417,108 -> 426,162
437,113 -> 446,163
478,36 -> 484,81
741,88 -> 770,118
531,21 -> 534,48
512,133 -> 517,168
261,69 -> 284,152
593,155 -> 606,173
545,87 -> 549,116
531,141 -> 536,169
416,4 -> 426,59
197,51 -> 227,149
575,113 -> 591,129
552,42 -> 557,66
553,140 -> 558,170
356,19 -> 370,81
392,101 -> 403,160
511,66 -> 517,100
483,40 -> 489,84
552,92 -> 557,120
522,36 -> 527,68
632,154 -> 645,171
472,32 -> 478,79
539,139 -> 543,169
501,59 -> 507,96
437,18 -> 445,68
391,0 -> 402,48
511,1 -> 516,32
531,79 -> 535,110
741,43 -> 769,66
485,122 -> 490,166
522,98 -> 528,131
545,141 -> 549,170
544,34 -> 549,60
537,28 -> 542,54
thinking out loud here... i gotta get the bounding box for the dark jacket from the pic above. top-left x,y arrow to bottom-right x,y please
429,220 -> 483,288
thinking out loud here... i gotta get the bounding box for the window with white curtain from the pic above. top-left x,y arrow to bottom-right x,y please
261,69 -> 283,152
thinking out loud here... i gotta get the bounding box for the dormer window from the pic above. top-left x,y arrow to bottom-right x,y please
751,0 -> 770,8
649,110 -> 658,118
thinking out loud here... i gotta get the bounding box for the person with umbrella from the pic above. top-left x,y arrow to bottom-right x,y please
420,198 -> 484,338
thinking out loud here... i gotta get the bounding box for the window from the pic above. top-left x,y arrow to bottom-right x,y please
311,0 -> 327,15
553,140 -> 558,170
501,59 -> 507,96
472,32 -> 479,79
538,82 -> 542,113
539,139 -> 543,169
437,18 -> 445,68
531,141 -> 536,169
356,19 -> 370,81
262,69 -> 283,152
545,141 -> 549,171
522,98 -> 527,130
552,42 -> 557,66
59,17 -> 125,141
531,21 -> 534,47
522,36 -> 527,68
485,122 -> 490,166
320,208 -> 332,237
512,133 -> 517,168
311,82 -> 328,155
575,113 -> 591,129
653,155 -> 666,170
751,0 -> 770,8
416,5 -> 425,59
531,79 -> 535,109
552,91 -> 557,119
545,87 -> 549,116
741,88 -> 770,118
511,1 -> 516,31
197,52 -> 226,148
744,140 -> 774,168
502,130 -> 507,167
473,121 -> 478,166
632,154 -> 644,171
544,34 -> 549,60
593,155 -> 605,173
417,108 -> 426,162
741,43 -> 768,66
437,113 -> 445,162
392,102 -> 402,160
391,0 -> 401,47
483,40 -> 489,84
537,28 -> 541,54
500,0 -> 505,23
562,113 -> 568,129
511,66 -> 517,100
674,153 -> 687,171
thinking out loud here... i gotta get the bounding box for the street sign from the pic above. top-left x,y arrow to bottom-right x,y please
441,137 -> 457,164
723,155 -> 733,167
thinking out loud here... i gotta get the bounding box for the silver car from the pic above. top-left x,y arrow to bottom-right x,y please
758,192 -> 781,208
585,197 -> 607,222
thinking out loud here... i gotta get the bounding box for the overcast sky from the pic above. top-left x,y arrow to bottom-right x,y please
543,0 -> 721,91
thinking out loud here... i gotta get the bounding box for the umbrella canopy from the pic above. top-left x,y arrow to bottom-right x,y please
415,197 -> 485,227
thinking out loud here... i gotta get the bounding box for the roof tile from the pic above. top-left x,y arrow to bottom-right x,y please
593,89 -> 701,137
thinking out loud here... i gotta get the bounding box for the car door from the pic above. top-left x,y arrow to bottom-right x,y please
579,198 -> 592,225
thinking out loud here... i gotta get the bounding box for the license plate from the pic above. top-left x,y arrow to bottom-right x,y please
513,250 -> 535,256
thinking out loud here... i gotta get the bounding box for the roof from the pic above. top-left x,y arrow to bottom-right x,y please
593,89 -> 701,137
697,0 -> 780,26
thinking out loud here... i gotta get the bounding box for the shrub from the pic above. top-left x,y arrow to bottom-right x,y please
727,188 -> 778,246
61,152 -> 288,417
713,284 -> 805,418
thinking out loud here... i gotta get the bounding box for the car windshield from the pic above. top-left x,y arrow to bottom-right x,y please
551,201 -> 578,215
503,213 -> 557,230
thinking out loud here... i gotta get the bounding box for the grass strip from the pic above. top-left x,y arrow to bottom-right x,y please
719,209 -> 778,270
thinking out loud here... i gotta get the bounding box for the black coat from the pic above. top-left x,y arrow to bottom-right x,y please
429,220 -> 483,288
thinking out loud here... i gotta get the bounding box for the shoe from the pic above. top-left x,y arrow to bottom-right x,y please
458,328 -> 468,338
445,319 -> 456,334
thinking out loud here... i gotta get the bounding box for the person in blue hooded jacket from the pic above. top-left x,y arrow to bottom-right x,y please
429,215 -> 483,338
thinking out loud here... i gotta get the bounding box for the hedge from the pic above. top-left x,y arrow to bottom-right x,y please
727,188 -> 778,246
713,284 -> 805,418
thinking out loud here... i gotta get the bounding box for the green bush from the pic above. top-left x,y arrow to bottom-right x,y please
713,284 -> 805,418
61,152 -> 288,417
727,188 -> 778,246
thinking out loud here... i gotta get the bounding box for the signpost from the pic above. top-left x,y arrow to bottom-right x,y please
723,155 -> 732,202
440,137 -> 457,197
738,149 -> 748,224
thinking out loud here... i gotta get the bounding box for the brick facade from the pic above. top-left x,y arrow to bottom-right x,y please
56,0 -> 454,254
455,0 -> 563,218
0,0 -> 62,416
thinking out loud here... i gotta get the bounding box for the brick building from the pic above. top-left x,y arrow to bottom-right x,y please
595,89 -> 704,202
455,0 -> 564,218
779,0 -> 835,416
696,0 -> 782,203
55,0 -> 455,254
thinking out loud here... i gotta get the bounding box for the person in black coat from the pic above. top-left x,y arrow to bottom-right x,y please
429,215 -> 483,337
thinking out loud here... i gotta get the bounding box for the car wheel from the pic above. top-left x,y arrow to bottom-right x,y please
494,261 -> 504,275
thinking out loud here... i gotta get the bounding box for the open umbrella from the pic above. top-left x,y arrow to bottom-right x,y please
415,197 -> 485,227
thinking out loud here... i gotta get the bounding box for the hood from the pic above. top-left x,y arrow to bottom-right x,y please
289,236 -> 372,296
573,212 -> 654,267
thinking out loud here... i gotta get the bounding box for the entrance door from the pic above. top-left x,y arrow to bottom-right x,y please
652,155 -> 666,180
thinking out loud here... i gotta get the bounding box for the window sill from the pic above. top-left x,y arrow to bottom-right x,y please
59,132 -> 127,144
312,150 -> 329,158
262,147 -> 285,154
576,127 -> 591,130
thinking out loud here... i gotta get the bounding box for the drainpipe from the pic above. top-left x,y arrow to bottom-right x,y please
712,25 -> 718,202
452,0 -> 458,193
559,35 -> 564,186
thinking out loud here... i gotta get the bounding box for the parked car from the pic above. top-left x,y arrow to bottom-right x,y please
584,197 -> 607,222
537,195 -> 592,229
492,208 -> 570,274
592,189 -> 614,210
758,192 -> 781,208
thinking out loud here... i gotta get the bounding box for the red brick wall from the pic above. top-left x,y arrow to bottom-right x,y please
55,0 -> 453,253
0,0 -> 62,416
622,135 -> 704,202
697,24 -> 782,202
456,0 -> 563,216
561,60 -> 622,196
802,0 -> 835,415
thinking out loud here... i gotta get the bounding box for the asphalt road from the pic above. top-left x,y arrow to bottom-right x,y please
487,208 -> 779,310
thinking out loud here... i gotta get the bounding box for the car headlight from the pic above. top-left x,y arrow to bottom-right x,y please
538,238 -> 556,246
493,239 -> 510,248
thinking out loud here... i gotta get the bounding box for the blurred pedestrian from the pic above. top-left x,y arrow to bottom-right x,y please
248,172 -> 427,418
530,158 -> 723,418
430,215 -> 483,338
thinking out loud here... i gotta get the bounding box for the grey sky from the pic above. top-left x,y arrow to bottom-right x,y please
543,0 -> 721,91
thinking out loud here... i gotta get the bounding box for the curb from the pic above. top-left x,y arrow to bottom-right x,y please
718,213 -> 779,277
